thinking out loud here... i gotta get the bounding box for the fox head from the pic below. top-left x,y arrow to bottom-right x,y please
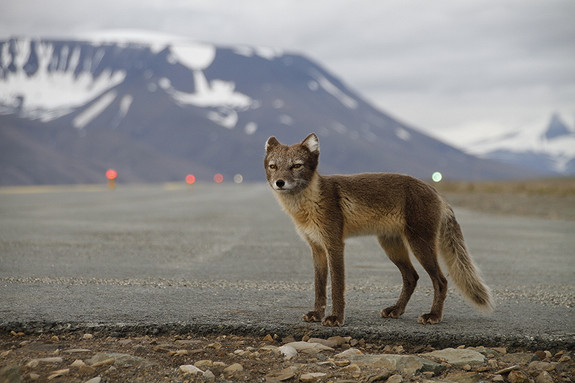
264,133 -> 320,194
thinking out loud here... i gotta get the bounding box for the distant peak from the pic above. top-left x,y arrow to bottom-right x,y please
544,113 -> 572,140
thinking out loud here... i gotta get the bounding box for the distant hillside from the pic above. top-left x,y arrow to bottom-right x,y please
0,36 -> 540,185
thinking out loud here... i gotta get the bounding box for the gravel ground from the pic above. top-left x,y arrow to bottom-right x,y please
1,331 -> 573,383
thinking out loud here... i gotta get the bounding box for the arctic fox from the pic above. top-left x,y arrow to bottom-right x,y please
264,133 -> 493,327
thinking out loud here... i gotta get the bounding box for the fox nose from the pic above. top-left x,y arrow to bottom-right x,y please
275,180 -> 285,188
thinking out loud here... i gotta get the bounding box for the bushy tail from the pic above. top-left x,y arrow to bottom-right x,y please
440,206 -> 494,313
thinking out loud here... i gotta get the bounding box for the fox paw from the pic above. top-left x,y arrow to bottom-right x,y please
381,305 -> 404,319
302,311 -> 323,323
321,315 -> 344,327
418,313 -> 442,325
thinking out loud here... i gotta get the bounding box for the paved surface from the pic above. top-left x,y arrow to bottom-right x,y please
1,183 -> 574,349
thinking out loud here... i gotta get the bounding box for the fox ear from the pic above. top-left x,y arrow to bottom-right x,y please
265,136 -> 280,152
301,133 -> 319,154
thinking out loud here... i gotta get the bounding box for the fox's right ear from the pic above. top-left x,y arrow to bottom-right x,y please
265,136 -> 280,152
301,133 -> 319,154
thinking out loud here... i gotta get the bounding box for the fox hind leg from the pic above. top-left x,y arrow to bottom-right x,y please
405,231 -> 448,324
378,235 -> 419,319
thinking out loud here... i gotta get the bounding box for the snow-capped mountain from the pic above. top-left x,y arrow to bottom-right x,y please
0,36 -> 540,185
466,113 -> 575,175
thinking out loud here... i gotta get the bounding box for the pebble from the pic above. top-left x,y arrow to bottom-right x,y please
194,359 -> 213,368
279,344 -> 298,359
179,364 -> 203,375
488,359 -> 499,369
84,378 -> 102,383
263,334 -> 274,343
535,371 -> 554,383
266,366 -> 298,381
207,342 -> 222,350
508,369 -> 529,383
496,365 -> 521,375
387,374 -> 403,383
47,368 -> 69,380
529,361 -> 555,372
340,363 -> 361,373
285,341 -> 334,354
223,362 -> 244,377
64,348 -> 91,353
444,371 -> 481,383
26,357 -> 64,368
335,348 -> 363,358
300,372 -> 327,382
421,348 -> 485,366
203,369 -> 216,382
70,359 -> 86,368
334,359 -> 351,367
502,352 -> 536,365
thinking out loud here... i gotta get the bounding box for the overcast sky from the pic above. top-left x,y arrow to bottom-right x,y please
1,0 -> 574,146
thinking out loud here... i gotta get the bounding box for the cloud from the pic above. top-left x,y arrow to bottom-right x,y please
1,0 -> 574,141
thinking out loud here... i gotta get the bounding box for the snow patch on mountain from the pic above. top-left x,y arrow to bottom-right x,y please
207,109 -> 238,129
73,91 -> 117,129
166,71 -> 253,111
232,45 -> 284,61
395,128 -> 411,141
0,39 -> 125,121
309,70 -> 358,109
168,43 -> 215,70
244,122 -> 258,135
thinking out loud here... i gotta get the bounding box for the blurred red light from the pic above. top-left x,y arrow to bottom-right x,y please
185,174 -> 196,184
213,173 -> 224,183
106,169 -> 118,180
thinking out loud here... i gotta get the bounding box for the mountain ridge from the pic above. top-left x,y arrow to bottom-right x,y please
0,36 -> 542,185
466,113 -> 575,175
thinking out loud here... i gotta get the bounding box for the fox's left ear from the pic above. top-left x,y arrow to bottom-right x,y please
266,136 -> 280,152
301,133 -> 319,154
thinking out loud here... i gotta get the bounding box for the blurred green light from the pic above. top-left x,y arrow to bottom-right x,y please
432,172 -> 443,182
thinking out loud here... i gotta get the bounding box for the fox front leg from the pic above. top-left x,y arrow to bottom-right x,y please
322,242 -> 345,327
303,241 -> 327,323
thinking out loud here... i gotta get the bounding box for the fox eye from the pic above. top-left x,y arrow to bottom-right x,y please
268,164 -> 277,170
292,163 -> 303,169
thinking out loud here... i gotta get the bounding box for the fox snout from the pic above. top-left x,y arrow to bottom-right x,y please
270,177 -> 294,192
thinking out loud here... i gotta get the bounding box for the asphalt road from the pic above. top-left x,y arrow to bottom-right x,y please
1,183 -> 573,349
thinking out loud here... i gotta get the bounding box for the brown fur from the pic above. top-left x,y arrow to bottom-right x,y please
264,133 -> 493,327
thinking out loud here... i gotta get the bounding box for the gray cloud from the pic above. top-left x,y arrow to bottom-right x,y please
1,0 -> 574,142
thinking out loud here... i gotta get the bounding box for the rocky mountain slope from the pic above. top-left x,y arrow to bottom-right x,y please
0,37 -> 538,185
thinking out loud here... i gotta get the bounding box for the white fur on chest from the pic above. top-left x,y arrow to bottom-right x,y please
275,187 -> 326,246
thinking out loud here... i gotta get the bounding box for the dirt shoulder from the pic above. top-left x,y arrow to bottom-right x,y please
435,178 -> 575,221
1,332 -> 573,383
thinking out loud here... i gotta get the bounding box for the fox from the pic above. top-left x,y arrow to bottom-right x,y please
264,133 -> 493,327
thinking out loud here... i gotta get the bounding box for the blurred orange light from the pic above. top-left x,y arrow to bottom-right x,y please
185,174 -> 196,185
213,173 -> 224,183
106,169 -> 118,180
